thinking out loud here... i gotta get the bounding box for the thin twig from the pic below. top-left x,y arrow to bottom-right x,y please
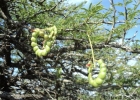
107,0 -> 116,43
122,5 -> 128,45
0,8 -> 7,19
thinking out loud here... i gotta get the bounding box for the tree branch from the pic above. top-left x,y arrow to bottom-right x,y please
0,8 -> 7,19
51,42 -> 140,55
0,91 -> 47,100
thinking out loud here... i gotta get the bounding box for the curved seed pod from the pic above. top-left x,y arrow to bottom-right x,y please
100,63 -> 106,68
31,42 -> 37,47
90,80 -> 99,87
36,49 -> 43,57
33,46 -> 39,52
88,67 -> 92,73
100,67 -> 107,72
88,73 -> 92,79
43,40 -> 51,47
44,34 -> 49,40
49,31 -> 53,38
31,37 -> 37,42
39,31 -> 44,37
87,59 -> 107,87
31,25 -> 57,57
35,49 -> 40,55
32,32 -> 38,37
52,36 -> 56,40
94,77 -> 103,85
38,50 -> 43,57
88,73 -> 99,87
98,59 -> 103,65
46,41 -> 53,47
45,45 -> 50,53
98,71 -> 106,79
41,49 -> 48,56
33,28 -> 40,33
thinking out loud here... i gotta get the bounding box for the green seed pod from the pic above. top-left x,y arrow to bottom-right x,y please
52,36 -> 56,40
35,49 -> 43,57
88,73 -> 92,79
41,49 -> 48,56
48,34 -> 53,38
31,37 -> 37,42
31,42 -> 37,47
98,59 -> 103,65
43,40 -> 53,48
100,63 -> 106,68
35,49 -> 40,55
46,41 -> 53,47
39,31 -> 44,37
90,80 -> 99,87
44,34 -> 49,40
31,26 -> 57,56
88,73 -> 99,87
100,67 -> 107,73
87,59 -> 107,88
88,66 -> 92,73
33,46 -> 39,52
45,45 -> 50,53
34,28 -> 40,33
95,77 -> 103,85
38,50 -> 43,57
32,32 -> 38,37
98,72 -> 106,79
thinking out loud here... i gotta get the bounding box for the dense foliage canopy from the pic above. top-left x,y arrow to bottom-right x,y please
0,0 -> 140,100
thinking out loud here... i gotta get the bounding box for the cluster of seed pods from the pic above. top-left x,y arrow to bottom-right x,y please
31,26 -> 57,57
87,59 -> 107,87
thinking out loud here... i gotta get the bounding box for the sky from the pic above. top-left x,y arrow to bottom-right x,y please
68,0 -> 140,40
68,0 -> 140,65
